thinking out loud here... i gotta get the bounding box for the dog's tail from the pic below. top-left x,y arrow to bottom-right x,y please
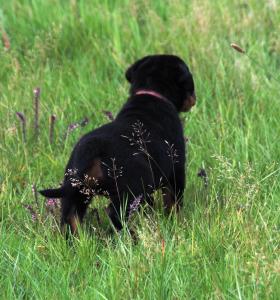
40,137 -> 107,199
39,186 -> 65,198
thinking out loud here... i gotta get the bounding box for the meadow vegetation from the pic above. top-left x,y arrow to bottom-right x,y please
0,0 -> 279,298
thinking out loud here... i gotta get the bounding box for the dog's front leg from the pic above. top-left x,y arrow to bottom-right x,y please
61,196 -> 89,236
105,202 -> 124,231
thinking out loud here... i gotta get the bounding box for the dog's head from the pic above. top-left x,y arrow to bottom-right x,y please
125,55 -> 196,112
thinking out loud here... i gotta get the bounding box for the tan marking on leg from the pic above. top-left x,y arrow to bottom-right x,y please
69,215 -> 79,234
163,190 -> 175,214
87,158 -> 103,183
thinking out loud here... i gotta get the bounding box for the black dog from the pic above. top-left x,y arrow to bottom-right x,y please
40,55 -> 196,234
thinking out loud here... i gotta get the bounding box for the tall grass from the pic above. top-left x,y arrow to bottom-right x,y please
0,0 -> 279,298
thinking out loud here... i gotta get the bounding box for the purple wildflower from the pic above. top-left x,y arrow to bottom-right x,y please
33,87 -> 41,138
31,184 -> 39,209
69,123 -> 79,131
24,204 -> 38,222
49,114 -> 56,144
16,112 -> 25,122
16,112 -> 27,142
63,122 -> 79,141
103,110 -> 114,121
64,117 -> 90,140
197,168 -> 208,187
45,198 -> 60,215
128,194 -> 143,218
33,87 -> 41,98
67,122 -> 79,133
80,117 -> 89,127
46,198 -> 59,207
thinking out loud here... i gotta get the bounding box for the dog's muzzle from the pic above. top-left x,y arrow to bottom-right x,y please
182,92 -> 196,112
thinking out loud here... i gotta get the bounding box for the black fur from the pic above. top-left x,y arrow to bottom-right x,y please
40,55 -> 196,234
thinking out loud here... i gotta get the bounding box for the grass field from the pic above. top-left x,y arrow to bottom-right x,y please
0,0 -> 279,299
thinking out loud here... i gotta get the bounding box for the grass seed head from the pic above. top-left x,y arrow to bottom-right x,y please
33,87 -> 41,138
103,110 -> 114,121
49,114 -> 56,144
16,112 -> 27,142
1,30 -> 10,51
231,43 -> 245,53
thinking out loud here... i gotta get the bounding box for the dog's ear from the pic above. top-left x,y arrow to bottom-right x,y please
39,187 -> 64,198
125,56 -> 151,83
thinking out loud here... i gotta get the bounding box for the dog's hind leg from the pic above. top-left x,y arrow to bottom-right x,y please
162,189 -> 175,214
163,166 -> 185,214
173,166 -> 186,210
61,158 -> 103,236
106,190 -> 152,231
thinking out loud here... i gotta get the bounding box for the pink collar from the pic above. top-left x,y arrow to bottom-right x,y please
135,90 -> 168,102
